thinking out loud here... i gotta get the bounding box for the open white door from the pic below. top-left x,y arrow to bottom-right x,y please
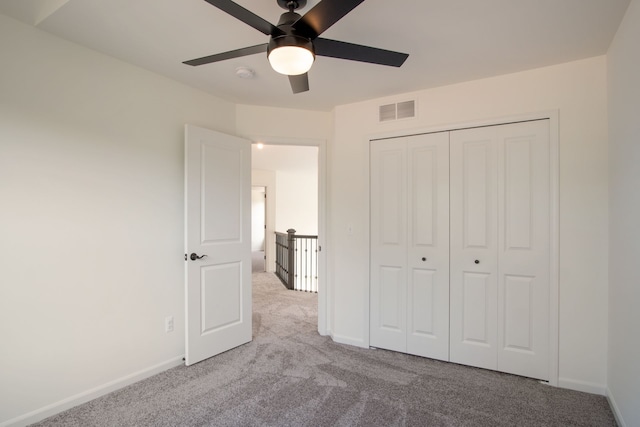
185,124 -> 251,366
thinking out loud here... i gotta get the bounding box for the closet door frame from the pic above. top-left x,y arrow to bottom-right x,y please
365,110 -> 559,387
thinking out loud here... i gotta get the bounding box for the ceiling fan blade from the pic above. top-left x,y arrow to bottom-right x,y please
202,0 -> 283,36
183,44 -> 268,66
315,38 -> 409,67
292,0 -> 365,39
289,73 -> 309,94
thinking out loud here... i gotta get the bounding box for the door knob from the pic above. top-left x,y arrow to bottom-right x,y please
475,259 -> 480,264
190,253 -> 208,261
421,257 -> 427,261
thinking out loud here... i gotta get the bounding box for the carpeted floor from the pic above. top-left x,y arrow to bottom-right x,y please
33,272 -> 616,426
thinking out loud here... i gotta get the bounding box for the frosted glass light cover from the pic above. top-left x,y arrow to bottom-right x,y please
268,46 -> 314,75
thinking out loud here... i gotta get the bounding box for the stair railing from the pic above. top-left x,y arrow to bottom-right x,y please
274,229 -> 318,292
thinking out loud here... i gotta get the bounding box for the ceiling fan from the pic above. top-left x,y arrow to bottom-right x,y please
183,0 -> 409,94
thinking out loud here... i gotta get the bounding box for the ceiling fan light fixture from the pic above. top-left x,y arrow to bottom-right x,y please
267,35 -> 314,75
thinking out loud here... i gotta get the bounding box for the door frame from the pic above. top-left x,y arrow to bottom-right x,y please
246,135 -> 328,336
364,110 -> 560,386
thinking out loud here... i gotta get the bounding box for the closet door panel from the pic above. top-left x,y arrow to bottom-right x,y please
370,140 -> 407,352
450,128 -> 498,370
497,120 -> 550,380
378,266 -> 405,331
406,133 -> 450,360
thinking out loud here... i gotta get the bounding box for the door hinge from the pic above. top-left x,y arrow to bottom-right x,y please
184,253 -> 187,261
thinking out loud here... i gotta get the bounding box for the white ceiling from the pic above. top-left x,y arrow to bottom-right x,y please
0,0 -> 630,111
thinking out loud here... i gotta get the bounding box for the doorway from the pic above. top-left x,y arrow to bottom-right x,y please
251,138 -> 327,335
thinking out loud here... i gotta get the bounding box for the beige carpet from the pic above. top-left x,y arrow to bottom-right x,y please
33,272 -> 616,426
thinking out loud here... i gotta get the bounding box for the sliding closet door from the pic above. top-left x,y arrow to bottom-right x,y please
370,139 -> 408,352
496,121 -> 550,380
449,127 -> 499,370
406,133 -> 450,361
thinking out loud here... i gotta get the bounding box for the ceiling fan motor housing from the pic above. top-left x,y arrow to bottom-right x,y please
267,11 -> 316,64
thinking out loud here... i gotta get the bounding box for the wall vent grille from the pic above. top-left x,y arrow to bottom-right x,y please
379,103 -> 397,122
378,100 -> 416,122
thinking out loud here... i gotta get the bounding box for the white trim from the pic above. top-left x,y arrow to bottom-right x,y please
0,356 -> 184,427
330,333 -> 367,348
548,110 -> 560,387
606,387 -> 628,427
317,135 -> 328,336
363,135 -> 372,349
558,377 -> 607,396
369,111 -> 558,142
245,134 -> 328,336
364,110 -> 560,387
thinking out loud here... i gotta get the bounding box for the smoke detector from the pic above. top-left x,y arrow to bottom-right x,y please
235,67 -> 255,79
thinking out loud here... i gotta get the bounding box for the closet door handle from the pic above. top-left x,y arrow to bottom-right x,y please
421,257 -> 427,262
474,259 -> 480,264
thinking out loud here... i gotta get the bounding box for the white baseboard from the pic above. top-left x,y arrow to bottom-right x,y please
558,377 -> 607,395
330,332 -> 367,349
606,388 -> 627,427
0,355 -> 184,427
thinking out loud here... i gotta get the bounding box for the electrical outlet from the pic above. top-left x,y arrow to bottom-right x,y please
165,316 -> 174,333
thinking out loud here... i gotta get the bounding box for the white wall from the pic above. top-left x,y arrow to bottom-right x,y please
236,105 -> 331,141
275,167 -> 318,236
329,56 -> 609,393
607,0 -> 640,425
0,14 -> 236,426
251,187 -> 266,251
252,170 -> 277,272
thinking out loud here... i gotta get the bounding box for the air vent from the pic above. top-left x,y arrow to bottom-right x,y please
397,100 -> 415,119
378,99 -> 416,122
379,103 -> 397,122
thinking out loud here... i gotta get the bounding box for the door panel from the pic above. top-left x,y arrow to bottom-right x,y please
201,144 -> 242,242
185,125 -> 251,366
379,266 -> 405,332
462,272 -> 492,344
504,139 -> 533,249
406,133 -> 449,360
370,140 -> 407,352
463,142 -> 492,248
503,274 -> 534,351
450,128 -> 498,370
497,121 -> 550,380
201,263 -> 242,333
410,269 -> 435,335
380,151 -> 405,245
